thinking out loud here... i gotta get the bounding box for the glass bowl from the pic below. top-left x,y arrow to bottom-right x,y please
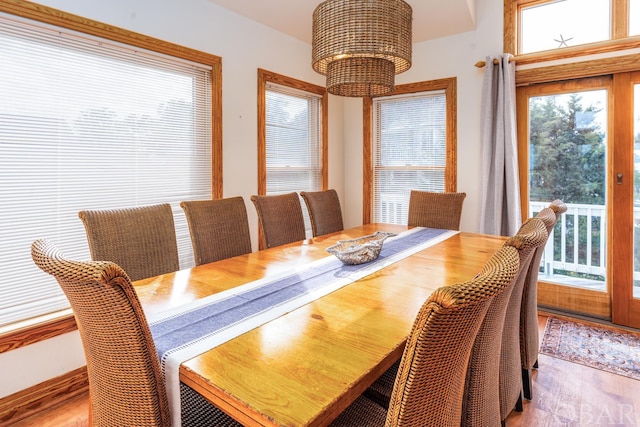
326,231 -> 397,265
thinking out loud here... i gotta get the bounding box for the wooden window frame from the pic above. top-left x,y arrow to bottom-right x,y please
257,69 -> 328,197
509,0 -> 640,323
0,0 -> 222,353
363,78 -> 457,224
505,0 -> 640,80
256,69 -> 328,249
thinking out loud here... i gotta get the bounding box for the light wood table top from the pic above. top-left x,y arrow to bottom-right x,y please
134,224 -> 505,426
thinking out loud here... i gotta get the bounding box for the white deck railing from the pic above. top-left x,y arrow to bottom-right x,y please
530,201 -> 607,283
379,196 -> 627,289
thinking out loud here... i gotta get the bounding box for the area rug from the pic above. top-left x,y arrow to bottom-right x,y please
540,317 -> 640,380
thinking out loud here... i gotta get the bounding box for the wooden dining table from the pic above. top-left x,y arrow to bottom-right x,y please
133,223 -> 505,426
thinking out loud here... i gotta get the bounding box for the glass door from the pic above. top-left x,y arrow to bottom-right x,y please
517,77 -> 612,319
631,74 -> 640,326
611,71 -> 640,328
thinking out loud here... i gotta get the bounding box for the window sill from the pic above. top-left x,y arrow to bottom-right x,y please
0,310 -> 77,354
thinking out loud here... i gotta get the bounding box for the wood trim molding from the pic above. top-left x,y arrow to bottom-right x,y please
0,0 -> 220,65
257,70 -> 269,197
503,0 -> 517,55
514,38 -> 640,69
321,91 -> 329,190
0,312 -> 76,354
362,97 -> 373,225
516,52 -> 640,86
212,59 -> 223,199
362,77 -> 458,224
0,366 -> 88,425
612,0 -> 629,40
538,281 -> 611,319
445,79 -> 458,192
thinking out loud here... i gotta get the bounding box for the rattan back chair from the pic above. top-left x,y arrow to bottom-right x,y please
332,245 -> 521,427
31,240 -> 244,427
407,190 -> 467,230
462,218 -> 547,426
496,218 -> 549,424
520,200 -> 567,399
549,199 -> 568,218
250,192 -> 306,249
180,197 -> 252,265
31,239 -> 170,426
78,203 -> 179,282
300,189 -> 344,237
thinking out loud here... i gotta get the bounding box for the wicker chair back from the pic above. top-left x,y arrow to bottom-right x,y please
78,203 -> 179,281
407,190 -> 467,230
300,189 -> 344,237
180,197 -> 252,265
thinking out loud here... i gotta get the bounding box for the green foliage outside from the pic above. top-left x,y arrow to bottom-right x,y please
528,93 -> 605,281
530,93 -> 640,285
529,93 -> 605,205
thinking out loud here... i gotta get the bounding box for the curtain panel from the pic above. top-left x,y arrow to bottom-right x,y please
478,54 -> 521,236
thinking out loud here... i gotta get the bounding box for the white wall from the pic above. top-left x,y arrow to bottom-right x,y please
343,0 -> 504,232
22,0 -> 343,249
0,0 -> 503,399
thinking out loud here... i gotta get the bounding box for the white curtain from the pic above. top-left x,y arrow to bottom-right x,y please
478,54 -> 521,236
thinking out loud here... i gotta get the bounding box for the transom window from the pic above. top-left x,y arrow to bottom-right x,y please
520,0 -> 611,54
509,0 -> 639,63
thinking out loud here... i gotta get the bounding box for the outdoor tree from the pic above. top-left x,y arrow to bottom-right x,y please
528,93 -> 605,206
528,93 -> 606,275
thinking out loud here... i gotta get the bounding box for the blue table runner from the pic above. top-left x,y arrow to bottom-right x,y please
148,227 -> 456,426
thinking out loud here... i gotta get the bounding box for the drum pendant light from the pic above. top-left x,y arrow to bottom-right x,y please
312,0 -> 412,97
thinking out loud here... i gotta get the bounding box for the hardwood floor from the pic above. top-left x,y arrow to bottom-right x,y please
8,314 -> 640,426
506,314 -> 640,426
9,392 -> 89,427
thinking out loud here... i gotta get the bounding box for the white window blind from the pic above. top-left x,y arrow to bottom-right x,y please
265,82 -> 322,234
373,91 -> 447,224
0,14 -> 212,327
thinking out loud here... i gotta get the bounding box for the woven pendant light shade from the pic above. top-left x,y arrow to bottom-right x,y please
312,0 -> 412,97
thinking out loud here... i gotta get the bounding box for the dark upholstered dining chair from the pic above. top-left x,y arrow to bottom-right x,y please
250,192 -> 306,250
520,200 -> 567,400
463,217 -> 547,426
31,239 -> 242,427
407,190 -> 467,230
180,197 -> 252,265
78,203 -> 179,282
300,189 -> 344,237
331,245 -> 521,427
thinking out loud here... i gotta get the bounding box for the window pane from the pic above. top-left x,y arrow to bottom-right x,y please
0,16 -> 212,327
631,0 -> 640,36
373,92 -> 446,224
520,0 -> 611,54
528,90 -> 607,291
265,84 -> 323,235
